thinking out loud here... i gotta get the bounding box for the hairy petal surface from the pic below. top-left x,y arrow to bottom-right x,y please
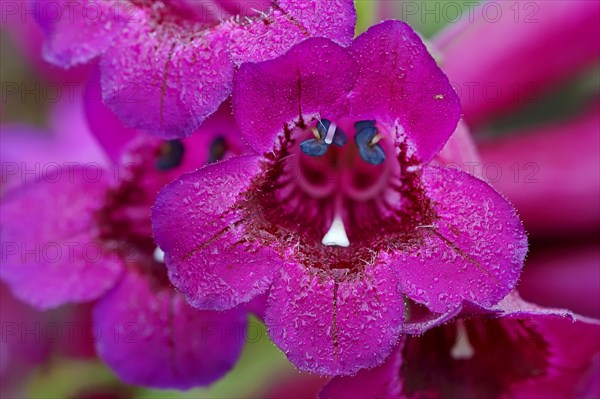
233,38 -> 358,155
227,0 -> 356,64
349,21 -> 461,163
152,156 -> 282,310
93,270 -> 246,389
0,168 -> 123,309
393,167 -> 527,313
100,18 -> 234,139
265,263 -> 404,375
319,342 -> 404,399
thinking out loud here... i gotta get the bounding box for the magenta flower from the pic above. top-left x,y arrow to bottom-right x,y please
152,21 -> 528,375
0,282 -> 51,397
36,0 -> 356,138
321,295 -> 600,399
0,102 -> 250,388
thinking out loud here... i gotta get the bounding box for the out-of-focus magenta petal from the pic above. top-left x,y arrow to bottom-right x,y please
578,356 -> 600,399
265,262 -> 404,376
93,270 -> 246,389
433,120 -> 482,174
0,167 -> 124,309
507,315 -> 600,399
436,1 -> 600,126
36,0 -> 130,67
0,282 -> 51,387
519,245 -> 600,319
227,0 -> 356,65
233,38 -> 358,155
53,303 -> 97,359
152,156 -> 282,310
1,89 -> 109,192
83,70 -> 139,163
319,342 -> 404,399
100,18 -> 234,139
479,104 -> 600,235
392,166 -> 527,313
349,21 -> 461,163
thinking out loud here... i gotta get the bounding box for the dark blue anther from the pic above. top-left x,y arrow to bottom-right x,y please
156,139 -> 185,171
300,139 -> 330,157
354,120 -> 386,166
208,136 -> 228,164
300,119 -> 347,157
354,120 -> 376,132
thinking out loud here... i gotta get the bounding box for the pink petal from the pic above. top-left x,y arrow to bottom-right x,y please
0,282 -> 51,383
227,0 -> 356,65
436,1 -> 600,126
265,263 -> 404,375
392,166 -> 527,313
508,316 -> 600,399
233,37 -> 358,155
152,155 -> 282,310
319,343 -> 404,399
0,167 -> 124,309
93,270 -> 246,389
100,16 -> 234,138
349,20 -> 461,163
83,70 -> 139,163
37,0 -> 131,67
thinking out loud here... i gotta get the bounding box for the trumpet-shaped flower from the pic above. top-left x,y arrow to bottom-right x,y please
0,101 -> 248,389
152,21 -> 528,375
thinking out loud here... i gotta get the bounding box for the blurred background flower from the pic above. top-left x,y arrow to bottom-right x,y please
2,0 -> 598,398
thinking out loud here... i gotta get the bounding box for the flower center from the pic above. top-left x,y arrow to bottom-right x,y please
240,115 -> 437,272
96,137 -> 229,281
141,0 -> 272,25
402,319 -> 550,399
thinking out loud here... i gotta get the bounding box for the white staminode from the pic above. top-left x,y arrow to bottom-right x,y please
153,247 -> 165,263
450,320 -> 475,360
322,214 -> 350,247
324,121 -> 337,145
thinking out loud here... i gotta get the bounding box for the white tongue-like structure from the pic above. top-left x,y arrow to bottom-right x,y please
450,321 -> 475,360
322,213 -> 350,247
153,246 -> 165,263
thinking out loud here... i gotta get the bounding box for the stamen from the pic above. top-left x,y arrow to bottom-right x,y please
355,121 -> 386,165
311,127 -> 320,139
301,119 -> 346,157
322,214 -> 350,247
300,139 -> 329,157
156,140 -> 185,171
324,121 -> 337,145
450,320 -> 475,360
153,247 -> 165,263
370,134 -> 384,146
208,136 -> 228,164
